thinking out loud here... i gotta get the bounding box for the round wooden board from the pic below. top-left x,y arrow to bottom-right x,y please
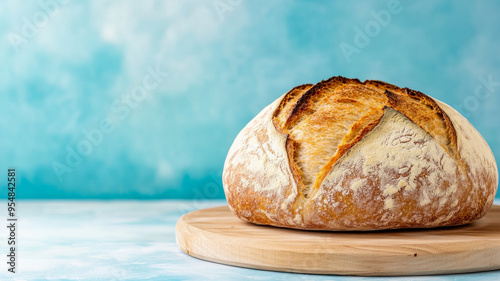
176,205 -> 500,276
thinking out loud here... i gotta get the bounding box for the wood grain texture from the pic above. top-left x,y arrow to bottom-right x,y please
176,205 -> 500,276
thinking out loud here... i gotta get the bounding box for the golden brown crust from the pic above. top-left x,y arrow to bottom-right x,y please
309,107 -> 385,200
273,84 -> 313,132
384,88 -> 459,162
222,76 -> 498,231
273,77 -> 463,202
284,76 -> 362,130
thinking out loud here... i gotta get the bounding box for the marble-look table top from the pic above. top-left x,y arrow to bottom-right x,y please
1,199 -> 499,280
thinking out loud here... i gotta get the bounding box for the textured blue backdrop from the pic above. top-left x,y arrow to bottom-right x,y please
1,0 -> 499,199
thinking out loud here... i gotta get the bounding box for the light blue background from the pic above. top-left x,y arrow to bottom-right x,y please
1,0 -> 499,199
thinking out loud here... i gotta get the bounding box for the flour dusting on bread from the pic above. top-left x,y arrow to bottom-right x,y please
223,76 -> 498,231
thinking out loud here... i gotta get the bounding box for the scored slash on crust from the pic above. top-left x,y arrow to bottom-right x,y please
272,76 -> 467,201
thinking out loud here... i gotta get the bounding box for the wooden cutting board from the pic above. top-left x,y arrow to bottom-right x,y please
176,205 -> 500,276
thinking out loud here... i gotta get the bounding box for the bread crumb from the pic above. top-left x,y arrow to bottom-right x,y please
383,184 -> 400,196
420,189 -> 431,206
350,179 -> 365,192
399,166 -> 411,174
384,198 -> 394,209
399,179 -> 416,191
281,202 -> 287,210
397,179 -> 407,188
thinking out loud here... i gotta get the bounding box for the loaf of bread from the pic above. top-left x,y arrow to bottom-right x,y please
222,76 -> 498,231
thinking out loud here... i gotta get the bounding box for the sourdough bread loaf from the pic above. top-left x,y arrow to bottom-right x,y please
222,76 -> 498,231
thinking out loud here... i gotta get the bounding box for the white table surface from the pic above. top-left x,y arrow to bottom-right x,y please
1,199 -> 499,280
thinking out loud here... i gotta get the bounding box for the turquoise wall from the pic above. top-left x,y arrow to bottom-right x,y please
1,0 -> 499,199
